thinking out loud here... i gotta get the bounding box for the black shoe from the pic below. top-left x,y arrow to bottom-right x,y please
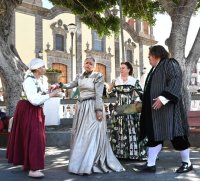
175,162 -> 193,173
132,163 -> 156,173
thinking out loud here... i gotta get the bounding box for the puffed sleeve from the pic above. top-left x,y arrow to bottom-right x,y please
62,75 -> 79,89
133,79 -> 143,100
134,79 -> 143,91
94,73 -> 104,111
160,59 -> 182,104
23,77 -> 50,106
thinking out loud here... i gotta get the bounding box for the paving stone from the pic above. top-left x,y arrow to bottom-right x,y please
0,147 -> 200,181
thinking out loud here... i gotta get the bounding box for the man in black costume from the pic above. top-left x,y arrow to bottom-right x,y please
134,45 -> 193,174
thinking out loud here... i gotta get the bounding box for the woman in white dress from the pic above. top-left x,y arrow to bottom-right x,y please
54,57 -> 125,175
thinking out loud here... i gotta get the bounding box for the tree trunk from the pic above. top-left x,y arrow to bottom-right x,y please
0,0 -> 27,116
162,0 -> 200,111
182,60 -> 192,110
0,38 -> 27,116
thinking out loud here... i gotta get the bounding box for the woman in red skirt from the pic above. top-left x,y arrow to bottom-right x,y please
6,58 -> 60,178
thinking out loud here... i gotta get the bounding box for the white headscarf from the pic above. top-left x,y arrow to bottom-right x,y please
28,58 -> 45,70
24,58 -> 45,79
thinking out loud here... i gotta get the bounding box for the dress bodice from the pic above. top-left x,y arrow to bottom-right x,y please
78,77 -> 96,99
114,85 -> 137,105
63,71 -> 104,111
23,75 -> 49,106
110,78 -> 142,105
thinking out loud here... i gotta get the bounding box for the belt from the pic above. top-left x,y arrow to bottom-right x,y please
78,97 -> 95,102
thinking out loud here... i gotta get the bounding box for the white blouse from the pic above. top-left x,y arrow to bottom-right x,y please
23,76 -> 49,106
115,76 -> 138,86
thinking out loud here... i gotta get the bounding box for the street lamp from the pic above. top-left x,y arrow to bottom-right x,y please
111,6 -> 119,16
68,23 -> 77,81
118,0 -> 125,62
111,2 -> 125,62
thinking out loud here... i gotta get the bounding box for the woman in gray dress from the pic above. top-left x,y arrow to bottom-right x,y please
54,57 -> 124,175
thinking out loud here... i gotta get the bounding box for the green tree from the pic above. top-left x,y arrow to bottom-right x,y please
0,0 -> 199,115
49,0 -> 200,109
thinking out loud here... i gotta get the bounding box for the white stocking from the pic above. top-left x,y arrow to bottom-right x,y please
180,148 -> 191,166
147,144 -> 162,167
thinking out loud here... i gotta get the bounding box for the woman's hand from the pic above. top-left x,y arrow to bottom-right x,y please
96,111 -> 103,121
49,89 -> 62,97
49,83 -> 59,92
107,79 -> 115,92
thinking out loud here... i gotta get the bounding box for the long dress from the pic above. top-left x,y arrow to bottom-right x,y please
6,73 -> 49,171
63,72 -> 125,174
110,76 -> 147,160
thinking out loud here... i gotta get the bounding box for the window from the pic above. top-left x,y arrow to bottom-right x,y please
143,21 -> 149,35
126,50 -> 133,62
127,18 -> 136,30
56,34 -> 64,51
92,31 -> 105,52
95,63 -> 106,81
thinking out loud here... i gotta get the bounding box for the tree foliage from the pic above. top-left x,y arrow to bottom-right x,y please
49,0 -> 200,37
0,0 -> 199,114
49,0 -> 120,36
49,0 -> 200,110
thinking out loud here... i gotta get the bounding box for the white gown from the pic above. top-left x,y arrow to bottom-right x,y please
64,72 -> 125,174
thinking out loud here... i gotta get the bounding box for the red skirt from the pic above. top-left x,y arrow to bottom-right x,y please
6,100 -> 45,171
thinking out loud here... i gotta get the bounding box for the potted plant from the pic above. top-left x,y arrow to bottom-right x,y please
45,68 -> 62,84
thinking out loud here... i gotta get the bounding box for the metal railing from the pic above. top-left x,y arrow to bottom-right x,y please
191,94 -> 200,111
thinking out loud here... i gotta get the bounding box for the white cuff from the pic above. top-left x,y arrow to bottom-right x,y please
159,96 -> 169,105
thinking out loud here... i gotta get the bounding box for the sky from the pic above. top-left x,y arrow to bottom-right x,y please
43,0 -> 200,56
154,13 -> 200,56
43,0 -> 53,9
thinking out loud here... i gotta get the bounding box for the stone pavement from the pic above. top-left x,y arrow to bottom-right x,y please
0,146 -> 200,181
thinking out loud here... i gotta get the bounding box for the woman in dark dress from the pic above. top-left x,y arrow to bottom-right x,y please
108,62 -> 147,160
